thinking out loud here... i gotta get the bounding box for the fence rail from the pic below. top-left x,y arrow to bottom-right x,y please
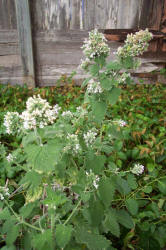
0,0 -> 166,86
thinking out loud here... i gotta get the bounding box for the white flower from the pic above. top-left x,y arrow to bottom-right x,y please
64,134 -> 81,154
62,111 -> 73,119
87,79 -> 103,94
0,186 -> 10,200
4,112 -> 21,134
117,29 -> 153,59
6,153 -> 15,162
83,129 -> 97,147
114,119 -> 127,127
131,163 -> 144,175
82,29 -> 110,60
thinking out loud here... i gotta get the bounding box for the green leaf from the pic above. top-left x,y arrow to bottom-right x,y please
106,61 -> 121,71
43,188 -> 68,207
0,207 -> 10,220
1,246 -> 16,250
107,87 -> 121,105
116,209 -> 134,229
126,199 -> 138,216
103,210 -> 120,238
158,178 -> 166,195
55,224 -> 73,249
6,225 -> 19,246
89,200 -> 104,227
24,143 -> 63,173
98,177 -> 115,207
90,64 -> 99,76
19,202 -> 37,218
127,174 -> 138,190
32,230 -> 53,250
143,186 -> 152,194
20,170 -> 42,190
85,153 -> 106,174
116,176 -> 131,195
75,226 -> 110,250
91,100 -> 107,123
100,78 -> 113,90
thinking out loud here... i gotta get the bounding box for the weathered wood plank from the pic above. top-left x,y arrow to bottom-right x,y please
15,0 -> 35,87
0,0 -> 17,29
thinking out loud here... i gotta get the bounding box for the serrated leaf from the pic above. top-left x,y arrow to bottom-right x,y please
116,176 -> 131,195
91,100 -> 107,123
24,143 -> 63,173
158,178 -> 166,195
89,200 -> 104,227
55,224 -> 73,249
19,170 -> 42,190
0,207 -> 10,220
19,202 -> 36,218
116,209 -> 134,229
100,78 -> 113,90
103,210 -> 120,237
98,177 -> 115,207
85,153 -> 106,174
106,61 -> 121,71
90,64 -> 99,76
6,225 -> 19,246
43,188 -> 68,207
126,199 -> 138,216
32,230 -> 53,250
75,226 -> 110,250
107,87 -> 121,105
127,174 -> 138,190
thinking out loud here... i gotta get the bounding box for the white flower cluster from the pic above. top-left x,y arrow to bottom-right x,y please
83,129 -> 97,147
20,95 -> 61,130
4,95 -> 61,133
4,112 -> 21,134
131,163 -> 144,176
117,72 -> 131,84
87,79 -> 103,94
61,111 -> 73,120
0,186 -> 10,200
6,153 -> 15,162
80,29 -> 110,69
114,119 -> 127,127
86,170 -> 100,189
63,134 -> 81,154
117,29 -> 153,59
76,106 -> 88,117
80,58 -> 92,70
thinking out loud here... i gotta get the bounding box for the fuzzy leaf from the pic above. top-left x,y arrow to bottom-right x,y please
55,224 -> 73,249
127,174 -> 138,190
91,100 -> 107,123
116,176 -> 131,195
126,198 -> 139,216
107,87 -> 121,105
6,225 -> 19,246
32,230 -> 53,250
98,177 -> 115,207
25,143 -> 62,173
86,153 -> 106,174
20,170 -> 42,190
116,209 -> 134,229
75,226 -> 110,250
103,210 -> 120,238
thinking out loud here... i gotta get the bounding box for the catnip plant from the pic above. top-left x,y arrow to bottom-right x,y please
0,29 -> 157,250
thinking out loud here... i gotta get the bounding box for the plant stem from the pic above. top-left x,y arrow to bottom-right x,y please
5,200 -> 43,232
63,199 -> 81,226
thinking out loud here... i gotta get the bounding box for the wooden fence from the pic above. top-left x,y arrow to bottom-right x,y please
0,0 -> 166,87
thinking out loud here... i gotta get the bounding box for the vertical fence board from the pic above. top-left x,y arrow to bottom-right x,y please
0,0 -> 17,29
15,0 -> 35,87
